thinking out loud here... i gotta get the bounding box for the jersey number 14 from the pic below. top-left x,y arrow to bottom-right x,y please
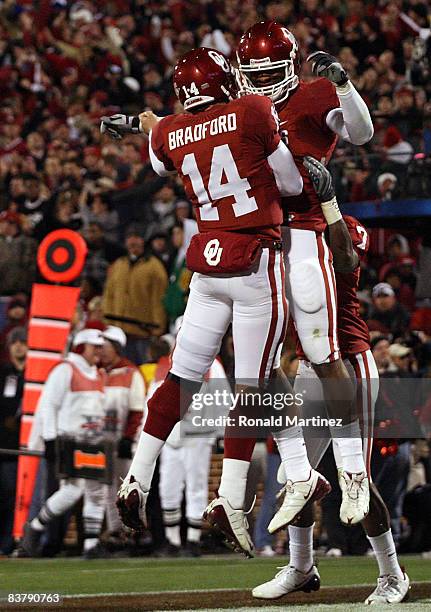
181,144 -> 258,221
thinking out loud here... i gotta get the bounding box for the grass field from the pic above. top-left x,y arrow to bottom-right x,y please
0,554 -> 430,610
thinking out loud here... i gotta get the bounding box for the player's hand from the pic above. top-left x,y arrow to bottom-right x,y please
139,110 -> 161,135
303,156 -> 335,202
100,114 -> 141,140
307,51 -> 348,86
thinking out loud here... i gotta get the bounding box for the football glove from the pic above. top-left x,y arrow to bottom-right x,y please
307,51 -> 348,86
303,156 -> 335,201
100,114 -> 142,140
303,156 -> 341,225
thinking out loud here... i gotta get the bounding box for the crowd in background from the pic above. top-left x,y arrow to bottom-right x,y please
0,0 -> 431,558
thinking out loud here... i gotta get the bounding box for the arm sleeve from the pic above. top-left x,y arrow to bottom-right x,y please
149,121 -> 177,177
37,363 -> 72,441
326,81 -> 374,145
267,141 -> 303,196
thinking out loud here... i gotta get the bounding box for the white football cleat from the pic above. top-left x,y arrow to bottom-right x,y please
339,470 -> 370,525
364,572 -> 410,604
268,470 -> 331,534
252,564 -> 320,599
116,475 -> 149,531
203,496 -> 254,558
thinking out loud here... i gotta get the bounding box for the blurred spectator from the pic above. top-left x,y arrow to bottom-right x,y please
100,326 -> 144,550
0,211 -> 37,296
33,190 -> 81,241
0,298 -> 28,363
83,222 -> 125,286
0,327 -> 27,554
163,223 -> 192,330
376,172 -> 398,200
368,283 -> 410,336
102,224 -> 168,364
78,185 -> 119,243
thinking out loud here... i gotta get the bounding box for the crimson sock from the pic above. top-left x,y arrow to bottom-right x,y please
224,435 -> 256,462
144,374 -> 196,441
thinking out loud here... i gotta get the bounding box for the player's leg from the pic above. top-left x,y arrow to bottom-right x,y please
117,274 -> 232,530
22,479 -> 84,557
82,480 -> 108,558
183,440 -> 212,556
285,227 -> 368,524
205,248 -> 287,555
159,443 -> 185,554
253,360 -> 327,599
347,351 -> 409,604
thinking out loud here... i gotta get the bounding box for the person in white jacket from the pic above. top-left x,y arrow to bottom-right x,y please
23,328 -> 107,559
100,326 -> 145,545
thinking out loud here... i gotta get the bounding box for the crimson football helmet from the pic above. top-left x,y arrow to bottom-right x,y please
237,21 -> 300,105
173,47 -> 237,111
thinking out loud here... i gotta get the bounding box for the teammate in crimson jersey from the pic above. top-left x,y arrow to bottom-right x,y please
254,207 -> 410,604
227,22 -> 374,536
149,94 -> 286,239
102,48 -> 332,559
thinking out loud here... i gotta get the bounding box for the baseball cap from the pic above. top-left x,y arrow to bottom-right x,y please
372,282 -> 395,298
72,328 -> 104,347
389,343 -> 411,359
103,325 -> 127,347
377,173 -> 397,189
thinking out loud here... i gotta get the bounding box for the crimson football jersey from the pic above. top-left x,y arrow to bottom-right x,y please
150,95 -> 283,238
278,78 -> 339,232
291,215 -> 370,359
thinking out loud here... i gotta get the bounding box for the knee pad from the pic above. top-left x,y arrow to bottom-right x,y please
300,335 -> 333,365
289,260 -> 325,315
171,332 -> 214,382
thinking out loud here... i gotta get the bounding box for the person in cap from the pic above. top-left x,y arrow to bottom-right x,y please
102,223 -> 168,364
368,282 -> 410,336
100,326 -> 145,548
24,328 -> 107,559
388,343 -> 413,373
0,327 -> 27,554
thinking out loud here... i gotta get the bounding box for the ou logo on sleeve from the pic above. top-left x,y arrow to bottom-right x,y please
204,239 -> 223,266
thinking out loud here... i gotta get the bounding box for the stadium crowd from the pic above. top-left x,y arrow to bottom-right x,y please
0,0 -> 431,559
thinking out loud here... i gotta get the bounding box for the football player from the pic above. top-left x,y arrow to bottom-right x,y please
253,159 -> 410,605
102,47 -> 331,557
230,21 -> 375,533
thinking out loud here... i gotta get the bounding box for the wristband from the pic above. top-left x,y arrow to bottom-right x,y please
321,196 -> 342,225
335,81 -> 352,96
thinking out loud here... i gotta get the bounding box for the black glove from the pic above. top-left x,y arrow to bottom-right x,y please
307,51 -> 348,86
117,437 -> 133,459
100,114 -> 142,140
44,439 -> 57,463
303,156 -> 335,201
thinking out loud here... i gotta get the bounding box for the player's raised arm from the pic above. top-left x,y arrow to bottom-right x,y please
308,51 -> 374,145
303,155 -> 358,273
